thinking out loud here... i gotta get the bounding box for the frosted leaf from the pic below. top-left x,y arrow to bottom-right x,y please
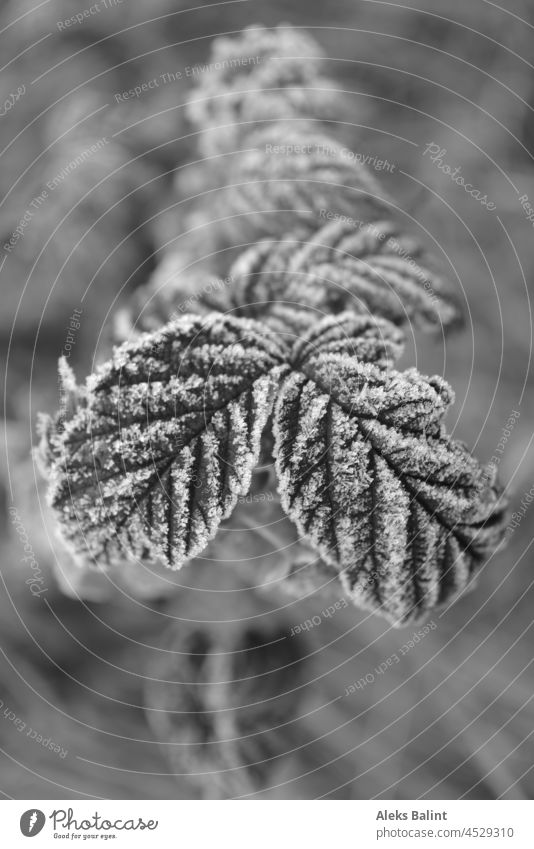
241,310 -> 404,367
274,338 -> 507,625
38,314 -> 287,569
226,220 -> 461,333
186,25 -> 344,157
187,123 -> 391,251
290,313 -> 405,370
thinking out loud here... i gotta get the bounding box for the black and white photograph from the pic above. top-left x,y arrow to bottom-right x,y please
0,0 -> 533,839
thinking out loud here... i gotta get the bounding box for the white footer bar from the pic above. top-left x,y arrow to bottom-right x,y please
2,800 -> 532,847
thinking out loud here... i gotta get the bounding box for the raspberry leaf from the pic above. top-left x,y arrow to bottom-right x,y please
38,315 -> 287,569
274,331 -> 506,624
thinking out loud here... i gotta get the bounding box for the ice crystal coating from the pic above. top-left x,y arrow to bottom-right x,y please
37,25 -> 508,625
179,25 -> 460,333
38,315 -> 287,569
227,220 -> 460,333
274,327 -> 507,624
289,313 -> 405,370
186,24 -> 344,158
178,122 -> 391,251
39,310 -> 507,624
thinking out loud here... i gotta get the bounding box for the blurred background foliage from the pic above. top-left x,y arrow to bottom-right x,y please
0,0 -> 533,799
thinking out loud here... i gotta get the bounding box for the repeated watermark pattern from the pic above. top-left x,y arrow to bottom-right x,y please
518,193 -> 534,228
344,621 -> 437,694
169,274 -> 234,319
505,484 -> 534,538
187,54 -> 262,78
8,507 -> 48,597
290,597 -> 349,636
1,700 -> 68,758
236,491 -> 274,505
61,308 -> 83,360
480,409 -> 520,492
46,137 -> 110,191
3,138 -> 110,254
114,56 -> 262,102
422,143 -> 497,211
56,0 -> 123,30
56,308 -> 83,429
318,210 -> 443,309
0,84 -> 26,118
265,142 -> 396,172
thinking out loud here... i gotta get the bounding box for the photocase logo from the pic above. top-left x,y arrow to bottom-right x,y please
20,809 -> 46,837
